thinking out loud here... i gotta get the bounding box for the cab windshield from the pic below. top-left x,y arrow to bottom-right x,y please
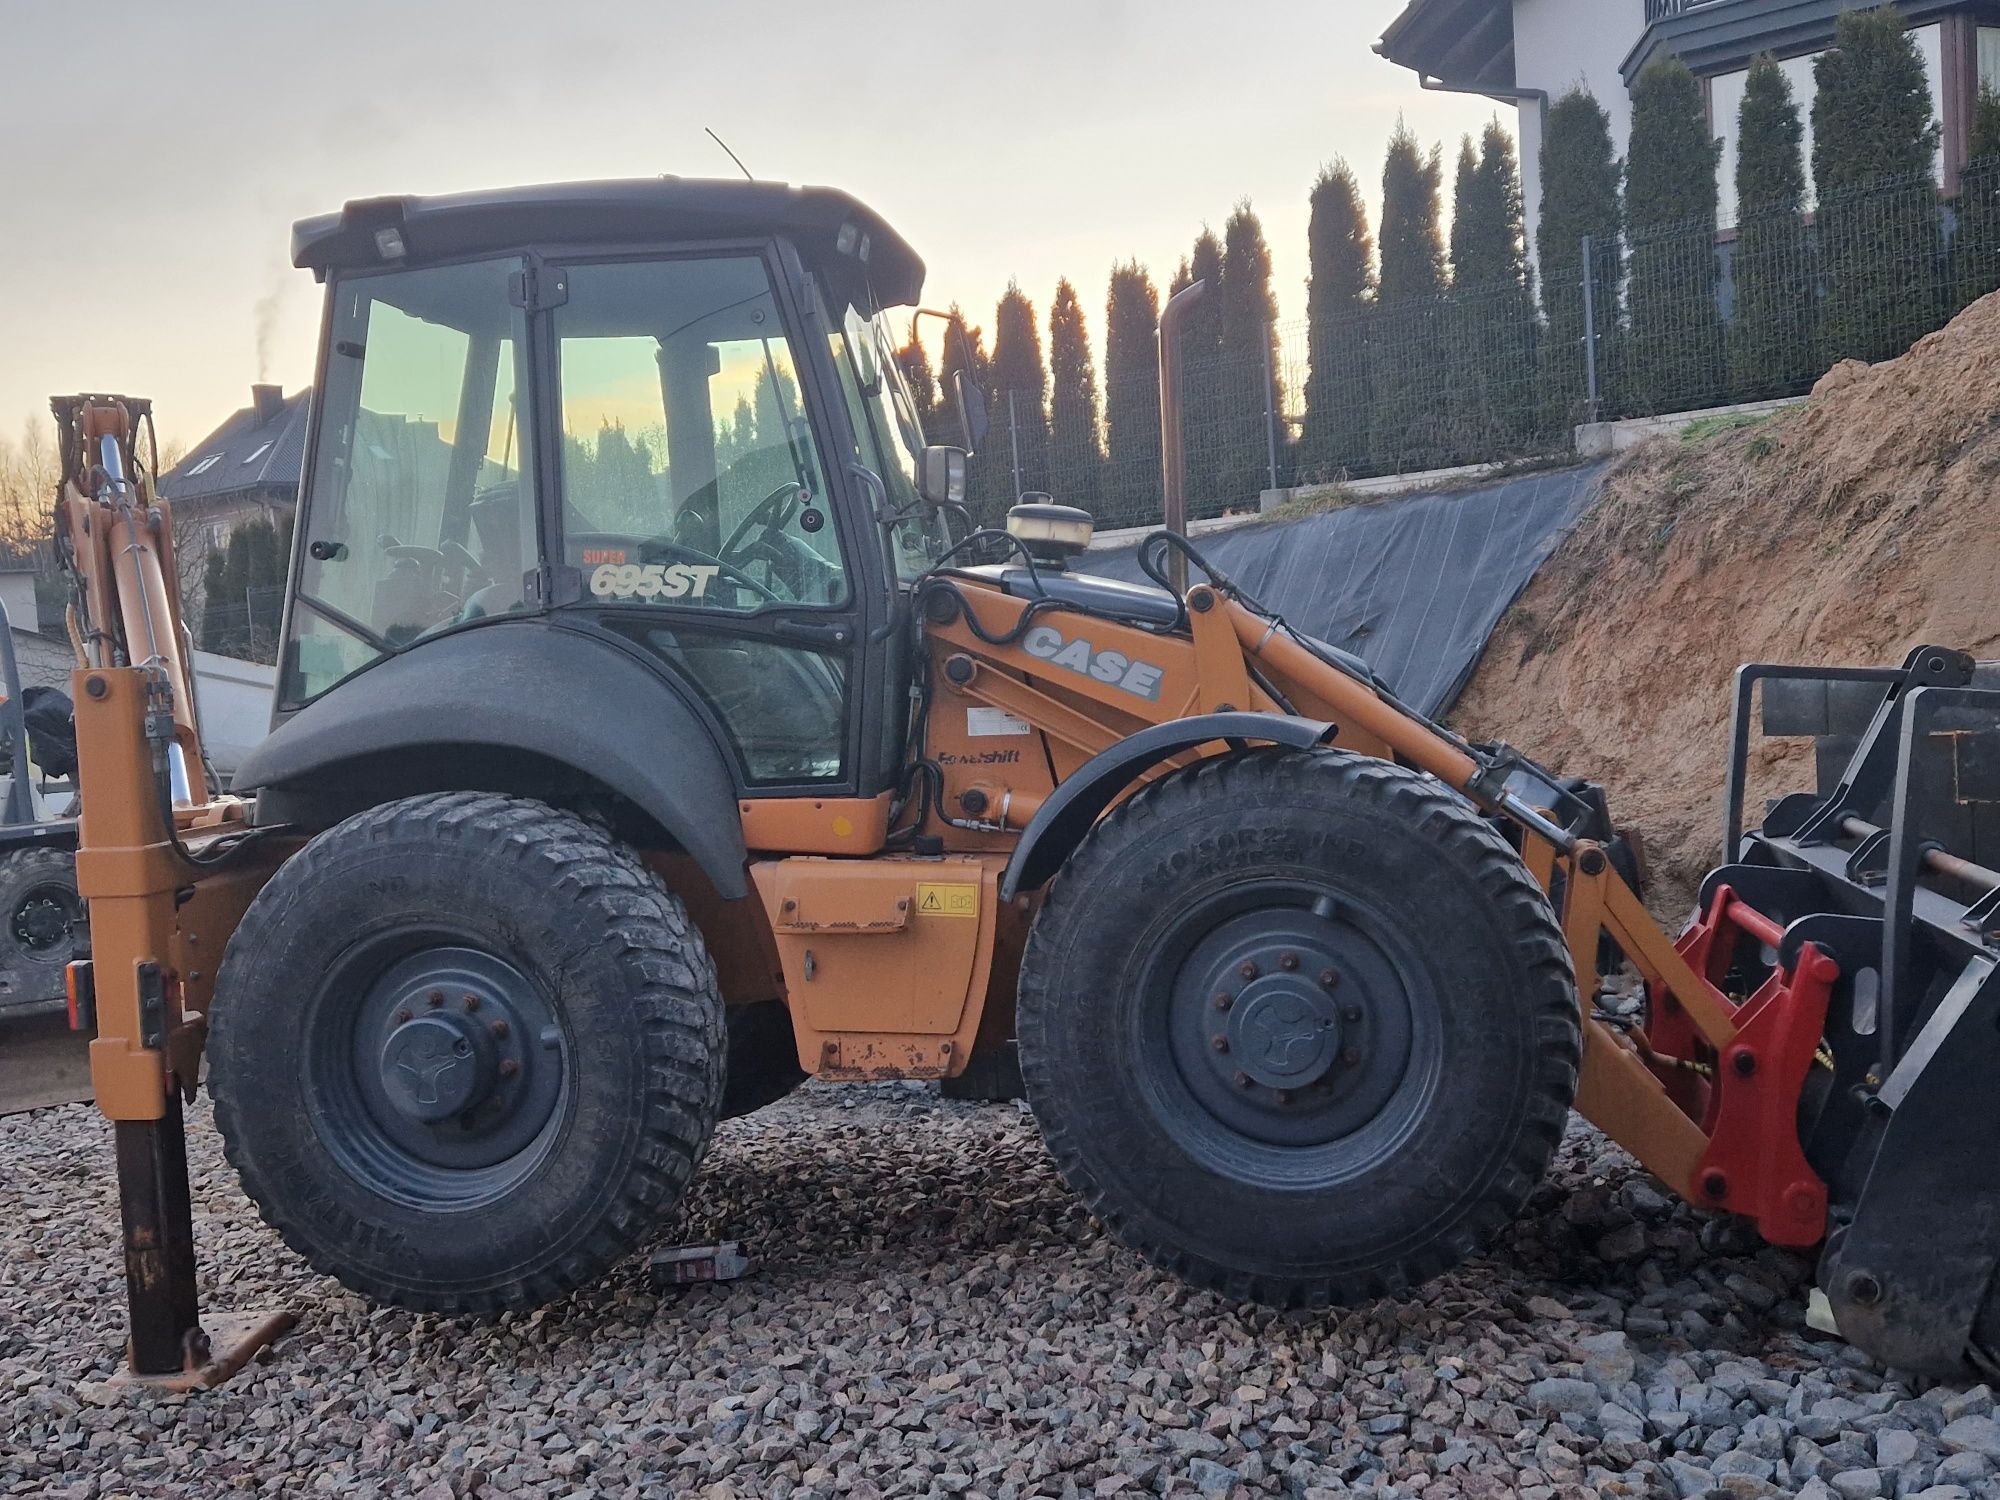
818,283 -> 953,583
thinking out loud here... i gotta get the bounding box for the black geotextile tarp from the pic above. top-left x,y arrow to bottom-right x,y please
1079,461 -> 1612,718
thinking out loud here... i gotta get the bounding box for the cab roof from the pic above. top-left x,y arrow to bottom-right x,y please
290,177 -> 925,306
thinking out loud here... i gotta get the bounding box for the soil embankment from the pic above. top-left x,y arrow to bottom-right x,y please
1456,292 -> 2000,908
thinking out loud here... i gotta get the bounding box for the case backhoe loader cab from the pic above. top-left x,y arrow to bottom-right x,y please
209,178 -> 1580,1315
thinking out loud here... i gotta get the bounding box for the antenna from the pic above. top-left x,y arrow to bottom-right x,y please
705,128 -> 754,182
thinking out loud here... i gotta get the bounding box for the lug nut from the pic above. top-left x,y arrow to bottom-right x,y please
1319,969 -> 1339,989
1211,1035 -> 1230,1053
1342,1005 -> 1363,1023
462,993 -> 481,1012
490,1019 -> 511,1040
1341,1046 -> 1362,1065
1276,1089 -> 1293,1104
393,1007 -> 412,1025
499,1058 -> 520,1078
1279,952 -> 1299,971
1238,961 -> 1259,980
1233,1071 -> 1252,1088
1212,992 -> 1233,1011
426,990 -> 445,1008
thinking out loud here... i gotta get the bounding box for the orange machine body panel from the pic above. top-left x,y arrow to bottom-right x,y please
747,854 -> 1014,1079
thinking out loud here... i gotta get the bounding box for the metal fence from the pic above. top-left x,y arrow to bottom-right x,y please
968,164 -> 2000,529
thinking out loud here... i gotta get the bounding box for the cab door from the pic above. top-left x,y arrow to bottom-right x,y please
544,250 -> 883,815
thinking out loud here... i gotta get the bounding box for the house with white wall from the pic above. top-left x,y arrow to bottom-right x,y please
1377,0 -> 2000,259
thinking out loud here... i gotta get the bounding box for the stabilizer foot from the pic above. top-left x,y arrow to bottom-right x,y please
108,1309 -> 297,1393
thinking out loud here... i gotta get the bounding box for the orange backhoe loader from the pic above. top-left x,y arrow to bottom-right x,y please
54,179 -> 2000,1388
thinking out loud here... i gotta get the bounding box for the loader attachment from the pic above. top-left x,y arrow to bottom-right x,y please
1680,646 -> 2000,1377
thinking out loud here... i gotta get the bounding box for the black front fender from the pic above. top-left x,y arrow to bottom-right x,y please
235,620 -> 749,897
998,712 -> 1335,900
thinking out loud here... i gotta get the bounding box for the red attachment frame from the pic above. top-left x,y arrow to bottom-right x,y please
1645,884 -> 1836,1247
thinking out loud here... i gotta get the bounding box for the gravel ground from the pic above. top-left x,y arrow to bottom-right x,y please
3,1083 -> 1996,1500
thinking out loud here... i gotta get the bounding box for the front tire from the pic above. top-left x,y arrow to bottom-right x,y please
209,792 -> 726,1312
1018,750 -> 1579,1306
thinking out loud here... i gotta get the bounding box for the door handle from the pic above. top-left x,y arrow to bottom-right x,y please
771,618 -> 853,648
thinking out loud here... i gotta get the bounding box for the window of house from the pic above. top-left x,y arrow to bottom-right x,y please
240,441 -> 273,466
1714,27 -> 1945,229
187,454 -> 222,476
1979,28 -> 2000,147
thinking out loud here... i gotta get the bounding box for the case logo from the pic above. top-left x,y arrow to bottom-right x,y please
1020,625 -> 1165,701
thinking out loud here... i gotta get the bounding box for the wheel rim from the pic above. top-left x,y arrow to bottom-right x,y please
12,883 -> 80,956
303,928 -> 569,1211
1135,878 -> 1441,1189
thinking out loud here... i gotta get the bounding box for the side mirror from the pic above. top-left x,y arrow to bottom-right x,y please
951,369 -> 990,457
918,446 -> 968,507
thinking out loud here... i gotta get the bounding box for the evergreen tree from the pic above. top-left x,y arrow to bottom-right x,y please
1955,84 -> 2000,309
1812,8 -> 1942,363
1446,121 -> 1537,453
989,284 -> 1050,514
1536,87 -> 1623,430
198,545 -> 229,654
1370,122 -> 1450,472
1217,204 -> 1281,504
1046,278 -> 1102,511
1300,160 -> 1374,480
1624,56 -> 1724,412
1103,261 -> 1162,525
1178,229 -> 1228,511
1731,54 -> 1816,399
895,329 -> 940,439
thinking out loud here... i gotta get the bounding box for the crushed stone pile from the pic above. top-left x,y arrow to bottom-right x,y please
1456,291 -> 2000,911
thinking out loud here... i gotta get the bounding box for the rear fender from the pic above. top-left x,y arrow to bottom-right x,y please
235,620 -> 750,897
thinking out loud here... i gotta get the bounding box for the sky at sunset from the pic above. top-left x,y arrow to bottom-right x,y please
1,0 -> 1497,454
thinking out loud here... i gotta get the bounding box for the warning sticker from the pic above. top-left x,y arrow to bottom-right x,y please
966,707 -> 1031,738
915,882 -> 979,919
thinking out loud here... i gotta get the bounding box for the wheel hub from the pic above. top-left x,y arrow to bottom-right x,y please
1154,890 -> 1418,1153
1227,979 -> 1342,1089
324,944 -> 566,1187
13,890 -> 74,953
379,1013 -> 491,1123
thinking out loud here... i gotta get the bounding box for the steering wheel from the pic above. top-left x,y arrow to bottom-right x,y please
567,531 -> 781,605
721,483 -> 805,564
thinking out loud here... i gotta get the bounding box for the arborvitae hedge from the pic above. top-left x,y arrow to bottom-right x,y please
1812,8 -> 1941,363
1447,121 -> 1537,455
1218,204 -> 1282,501
1536,87 -> 1623,431
989,282 -> 1050,514
1624,57 -> 1724,413
1046,278 -> 1102,510
894,332 -> 940,438
1370,122 -> 1449,471
1178,229 -> 1228,511
1731,55 -> 1816,399
1301,160 -> 1373,480
1103,262 -> 1162,524
1956,85 -> 2000,311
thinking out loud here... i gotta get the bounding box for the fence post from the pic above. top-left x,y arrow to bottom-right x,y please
1007,391 -> 1023,499
1261,322 -> 1280,492
1580,235 -> 1601,424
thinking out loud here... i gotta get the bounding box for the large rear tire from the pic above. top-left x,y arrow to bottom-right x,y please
209,792 -> 726,1312
1018,749 -> 1579,1306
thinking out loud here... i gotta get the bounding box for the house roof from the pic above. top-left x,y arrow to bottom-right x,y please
1375,0 -> 1515,91
159,388 -> 309,507
1623,0 -> 2000,83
